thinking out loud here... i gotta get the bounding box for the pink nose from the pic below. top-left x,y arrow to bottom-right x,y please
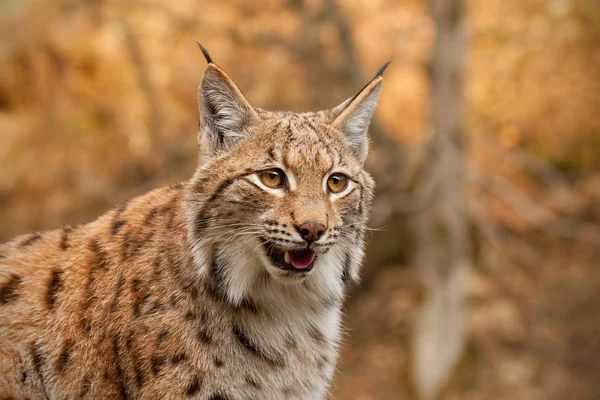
297,221 -> 326,243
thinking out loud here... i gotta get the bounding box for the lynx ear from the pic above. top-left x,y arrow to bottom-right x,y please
331,61 -> 390,163
196,43 -> 259,159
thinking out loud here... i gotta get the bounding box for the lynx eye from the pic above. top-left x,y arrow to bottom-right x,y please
259,169 -> 285,188
327,173 -> 348,193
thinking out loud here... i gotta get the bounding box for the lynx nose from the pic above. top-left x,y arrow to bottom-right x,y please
297,221 -> 326,243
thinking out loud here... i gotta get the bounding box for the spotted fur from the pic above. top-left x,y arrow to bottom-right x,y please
0,47 -> 386,399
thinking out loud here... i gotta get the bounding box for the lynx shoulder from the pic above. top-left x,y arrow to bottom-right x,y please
0,44 -> 388,400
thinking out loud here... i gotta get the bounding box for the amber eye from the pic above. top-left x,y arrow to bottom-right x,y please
259,169 -> 285,188
327,173 -> 348,193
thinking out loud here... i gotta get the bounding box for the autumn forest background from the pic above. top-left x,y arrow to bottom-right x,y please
1,0 -> 599,399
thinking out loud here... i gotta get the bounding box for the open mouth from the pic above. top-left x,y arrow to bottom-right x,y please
264,242 -> 316,273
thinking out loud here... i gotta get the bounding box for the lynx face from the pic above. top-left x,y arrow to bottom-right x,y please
194,112 -> 374,286
186,46 -> 385,297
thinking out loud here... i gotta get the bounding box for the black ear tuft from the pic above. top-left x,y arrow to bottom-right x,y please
330,61 -> 388,163
195,41 -> 213,64
375,60 -> 392,78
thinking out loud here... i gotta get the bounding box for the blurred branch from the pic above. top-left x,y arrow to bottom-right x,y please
121,21 -> 165,163
476,133 -> 574,189
468,194 -> 545,267
322,0 -> 405,164
117,0 -> 297,49
504,147 -> 572,187
116,1 -> 196,29
411,0 -> 469,398
467,164 -> 600,243
387,132 -> 464,216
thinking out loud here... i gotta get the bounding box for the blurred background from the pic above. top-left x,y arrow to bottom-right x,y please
1,0 -> 599,398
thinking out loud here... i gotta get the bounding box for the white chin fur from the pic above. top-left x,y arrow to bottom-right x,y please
201,234 -> 346,307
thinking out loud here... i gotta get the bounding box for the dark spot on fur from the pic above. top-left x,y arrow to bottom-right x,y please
317,355 -> 329,369
112,220 -> 127,235
156,329 -> 169,345
111,334 -> 128,399
169,294 -> 179,309
89,239 -> 110,269
124,331 -> 145,389
197,328 -> 213,344
341,252 -> 351,283
170,182 -> 184,190
170,352 -> 187,365
121,233 -> 135,259
208,394 -> 231,400
110,275 -> 126,311
285,335 -> 297,349
194,213 -> 209,238
21,370 -> 27,383
0,274 -> 22,305
60,225 -> 74,250
322,295 -> 339,309
82,240 -> 110,319
31,344 -> 43,373
162,196 -> 178,230
134,368 -> 144,389
149,300 -> 164,314
46,269 -> 64,310
235,298 -> 258,313
207,252 -> 229,303
309,325 -> 326,345
80,374 -> 91,398
213,356 -> 224,368
31,342 -> 49,398
131,278 -> 150,317
144,208 -> 158,224
222,210 -> 236,218
209,179 -> 234,203
357,184 -> 364,214
81,317 -> 91,332
152,256 -> 162,278
181,281 -> 199,301
56,339 -> 73,374
186,376 -> 201,396
20,233 -> 41,247
184,310 -> 196,320
245,374 -> 261,389
113,202 -> 128,219
123,230 -> 154,259
232,324 -> 284,367
150,356 -> 166,374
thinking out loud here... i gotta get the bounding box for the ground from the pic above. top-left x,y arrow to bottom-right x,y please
331,238 -> 600,400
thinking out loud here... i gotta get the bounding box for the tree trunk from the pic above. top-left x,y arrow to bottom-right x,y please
411,0 -> 469,399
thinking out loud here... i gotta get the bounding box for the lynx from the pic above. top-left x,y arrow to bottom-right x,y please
0,44 -> 388,399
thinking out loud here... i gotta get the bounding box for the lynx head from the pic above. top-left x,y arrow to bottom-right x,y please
186,44 -> 387,305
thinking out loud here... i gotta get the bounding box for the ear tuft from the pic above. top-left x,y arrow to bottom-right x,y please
375,60 -> 392,78
195,41 -> 213,64
330,63 -> 387,163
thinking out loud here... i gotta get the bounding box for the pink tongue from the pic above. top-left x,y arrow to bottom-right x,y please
288,249 -> 316,270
